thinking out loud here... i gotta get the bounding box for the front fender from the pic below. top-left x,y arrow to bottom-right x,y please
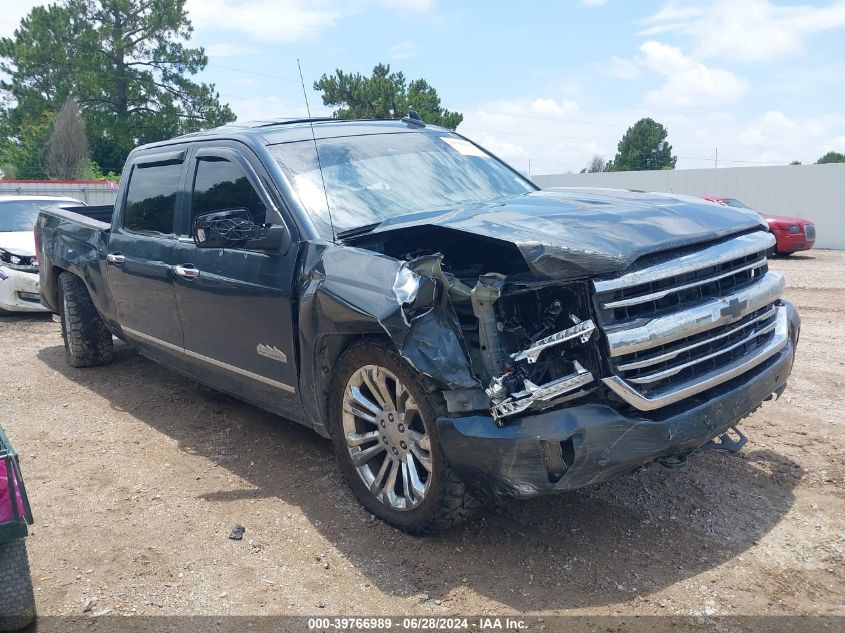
296,242 -> 478,436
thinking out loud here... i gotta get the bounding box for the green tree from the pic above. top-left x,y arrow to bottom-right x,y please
816,151 -> 845,164
0,109 -> 54,178
0,0 -> 235,174
607,118 -> 677,171
314,63 -> 463,129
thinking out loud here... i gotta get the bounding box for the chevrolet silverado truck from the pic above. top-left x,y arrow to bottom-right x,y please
35,117 -> 800,533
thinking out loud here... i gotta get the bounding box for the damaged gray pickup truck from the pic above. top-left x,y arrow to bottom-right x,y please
35,117 -> 800,533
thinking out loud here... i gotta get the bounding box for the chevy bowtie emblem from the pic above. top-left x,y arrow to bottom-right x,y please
257,344 -> 287,363
720,297 -> 747,320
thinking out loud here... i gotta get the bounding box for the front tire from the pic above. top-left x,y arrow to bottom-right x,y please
58,272 -> 113,368
0,539 -> 36,631
330,341 -> 479,534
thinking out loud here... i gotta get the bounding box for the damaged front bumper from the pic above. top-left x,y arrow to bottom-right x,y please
437,302 -> 799,498
0,266 -> 48,313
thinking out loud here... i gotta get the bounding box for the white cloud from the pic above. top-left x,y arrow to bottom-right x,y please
228,94 -> 332,122
530,98 -> 579,118
475,110 -> 515,125
581,0 -> 608,6
736,111 -> 839,163
467,131 -> 529,165
186,0 -> 343,42
759,110 -> 796,130
640,0 -> 845,62
806,122 -> 826,136
639,40 -> 747,107
738,126 -> 768,146
4,0 -> 434,43
204,43 -> 259,57
184,0 -> 436,43
389,40 -> 419,61
458,97 -> 627,175
470,97 -> 580,122
379,0 -> 435,10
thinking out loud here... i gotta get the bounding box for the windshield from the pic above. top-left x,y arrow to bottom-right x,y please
723,198 -> 750,209
269,130 -> 536,236
0,199 -> 81,232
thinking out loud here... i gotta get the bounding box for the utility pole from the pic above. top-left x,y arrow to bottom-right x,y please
528,156 -> 531,177
715,147 -> 718,169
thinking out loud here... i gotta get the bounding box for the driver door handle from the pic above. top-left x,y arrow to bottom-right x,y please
106,253 -> 125,265
173,264 -> 200,279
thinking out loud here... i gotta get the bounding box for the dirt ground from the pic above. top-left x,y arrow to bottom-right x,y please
1,250 -> 844,621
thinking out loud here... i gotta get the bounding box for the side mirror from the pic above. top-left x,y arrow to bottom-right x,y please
192,209 -> 289,252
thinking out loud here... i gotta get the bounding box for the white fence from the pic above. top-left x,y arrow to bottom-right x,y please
3,168 -> 843,249
0,180 -> 119,206
533,164 -> 845,250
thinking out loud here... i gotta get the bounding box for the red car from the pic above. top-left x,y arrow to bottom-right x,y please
701,197 -> 815,255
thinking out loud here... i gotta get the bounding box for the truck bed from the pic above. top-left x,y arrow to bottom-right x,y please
40,204 -> 112,231
73,204 -> 114,224
36,204 -> 113,316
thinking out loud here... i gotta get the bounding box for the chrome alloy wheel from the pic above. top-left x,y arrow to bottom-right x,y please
342,364 -> 432,510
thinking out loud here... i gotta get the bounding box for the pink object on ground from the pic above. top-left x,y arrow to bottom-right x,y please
0,462 -> 25,524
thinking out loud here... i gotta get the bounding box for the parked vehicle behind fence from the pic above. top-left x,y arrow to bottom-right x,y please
35,117 -> 800,533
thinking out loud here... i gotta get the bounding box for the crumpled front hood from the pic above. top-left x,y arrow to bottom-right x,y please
364,187 -> 769,278
0,231 -> 36,257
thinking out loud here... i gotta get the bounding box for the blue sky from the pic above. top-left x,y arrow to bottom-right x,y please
5,0 -> 845,173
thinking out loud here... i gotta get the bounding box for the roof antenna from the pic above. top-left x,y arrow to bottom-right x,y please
297,58 -> 336,241
402,109 -> 426,127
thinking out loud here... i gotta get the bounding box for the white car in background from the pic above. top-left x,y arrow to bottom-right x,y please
0,195 -> 85,313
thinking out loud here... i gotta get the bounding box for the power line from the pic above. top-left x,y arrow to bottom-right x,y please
676,154 -> 790,165
206,63 -> 300,83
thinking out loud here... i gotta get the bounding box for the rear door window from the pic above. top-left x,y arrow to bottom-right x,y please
123,162 -> 181,235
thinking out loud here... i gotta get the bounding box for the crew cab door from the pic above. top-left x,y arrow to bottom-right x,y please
107,150 -> 186,356
170,144 -> 303,420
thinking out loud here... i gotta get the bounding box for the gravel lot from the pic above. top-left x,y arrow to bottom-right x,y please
1,250 -> 843,621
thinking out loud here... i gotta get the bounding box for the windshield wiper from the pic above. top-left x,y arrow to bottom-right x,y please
336,222 -> 383,240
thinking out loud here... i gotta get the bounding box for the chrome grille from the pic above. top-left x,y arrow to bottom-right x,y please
614,305 -> 777,393
593,231 -> 789,411
804,224 -> 816,241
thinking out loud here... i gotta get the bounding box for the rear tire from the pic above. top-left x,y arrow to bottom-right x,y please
329,341 -> 481,534
0,539 -> 36,631
58,272 -> 113,368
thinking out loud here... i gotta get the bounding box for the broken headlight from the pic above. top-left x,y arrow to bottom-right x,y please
393,263 -> 439,317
